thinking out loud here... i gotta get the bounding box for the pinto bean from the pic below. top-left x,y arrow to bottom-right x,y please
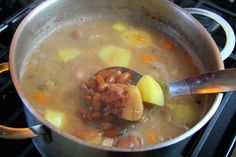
105,70 -> 122,83
86,78 -> 98,91
114,137 -> 133,148
95,74 -> 109,92
100,122 -> 113,131
72,30 -> 83,40
103,127 -> 124,138
92,93 -> 103,112
98,83 -> 109,92
128,131 -> 143,148
116,72 -> 132,84
79,106 -> 92,120
95,74 -> 106,85
98,69 -> 116,79
113,132 -> 143,148
84,95 -> 92,105
91,112 -> 103,120
105,75 -> 116,83
79,83 -> 90,94
114,70 -> 122,78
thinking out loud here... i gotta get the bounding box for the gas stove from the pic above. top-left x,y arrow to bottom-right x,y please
0,0 -> 236,157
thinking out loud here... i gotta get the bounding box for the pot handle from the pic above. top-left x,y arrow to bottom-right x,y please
0,62 -> 50,140
185,8 -> 235,61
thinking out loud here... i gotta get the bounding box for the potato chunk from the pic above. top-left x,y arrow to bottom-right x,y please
57,47 -> 81,62
112,22 -> 126,32
122,29 -> 152,48
98,45 -> 131,67
44,110 -> 65,128
136,75 -> 164,106
166,99 -> 199,125
122,85 -> 144,121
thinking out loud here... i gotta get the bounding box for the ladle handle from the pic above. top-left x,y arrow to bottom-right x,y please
167,68 -> 236,97
0,62 -> 48,140
185,8 -> 235,61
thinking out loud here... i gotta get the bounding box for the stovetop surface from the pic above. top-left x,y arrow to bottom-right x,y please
0,0 -> 236,157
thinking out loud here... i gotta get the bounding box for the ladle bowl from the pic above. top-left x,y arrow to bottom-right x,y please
96,67 -> 236,98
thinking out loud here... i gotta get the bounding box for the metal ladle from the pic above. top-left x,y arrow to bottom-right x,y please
97,67 -> 236,98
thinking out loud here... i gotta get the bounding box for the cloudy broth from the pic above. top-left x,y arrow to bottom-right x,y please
21,18 -> 205,148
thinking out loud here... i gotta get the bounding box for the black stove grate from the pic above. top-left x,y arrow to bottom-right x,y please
0,75 -> 40,156
0,0 -> 236,157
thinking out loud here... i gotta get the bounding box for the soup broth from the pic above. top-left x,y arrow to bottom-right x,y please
21,18 -> 206,148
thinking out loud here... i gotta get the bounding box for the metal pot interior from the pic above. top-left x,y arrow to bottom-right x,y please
10,0 -> 224,151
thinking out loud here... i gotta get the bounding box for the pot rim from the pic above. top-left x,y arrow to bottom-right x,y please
9,0 -> 224,152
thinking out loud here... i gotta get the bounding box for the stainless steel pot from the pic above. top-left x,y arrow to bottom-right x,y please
0,0 -> 235,156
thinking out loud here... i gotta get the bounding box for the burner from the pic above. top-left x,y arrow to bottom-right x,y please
212,0 -> 236,12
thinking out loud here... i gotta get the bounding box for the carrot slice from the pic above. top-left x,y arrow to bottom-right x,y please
139,55 -> 155,63
146,131 -> 158,144
163,41 -> 173,49
33,91 -> 47,104
135,34 -> 146,41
